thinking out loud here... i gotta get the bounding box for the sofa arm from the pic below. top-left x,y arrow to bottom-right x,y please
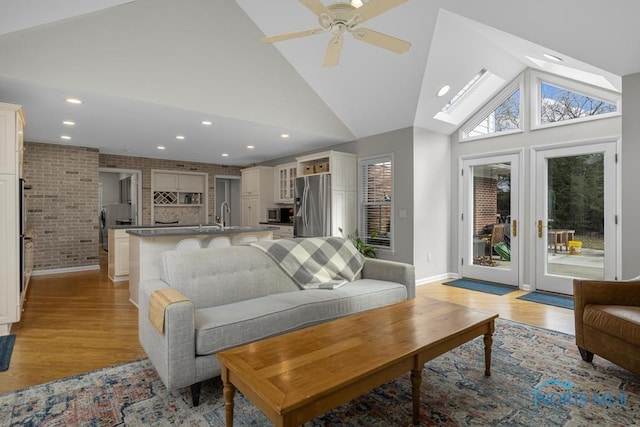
573,279 -> 640,347
138,279 -> 197,390
362,258 -> 416,299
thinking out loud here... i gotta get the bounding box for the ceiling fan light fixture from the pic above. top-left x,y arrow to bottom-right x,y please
351,0 -> 363,8
437,85 -> 450,97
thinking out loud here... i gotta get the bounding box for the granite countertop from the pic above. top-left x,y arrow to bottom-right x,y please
126,225 -> 277,237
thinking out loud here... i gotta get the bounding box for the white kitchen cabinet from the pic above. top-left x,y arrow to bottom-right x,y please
272,225 -> 294,239
296,150 -> 357,237
274,162 -> 297,203
241,197 -> 260,227
241,167 -> 274,226
0,103 -> 25,334
151,170 -> 208,223
108,228 -> 131,282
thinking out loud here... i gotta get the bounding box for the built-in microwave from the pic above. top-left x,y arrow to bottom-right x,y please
267,208 -> 281,222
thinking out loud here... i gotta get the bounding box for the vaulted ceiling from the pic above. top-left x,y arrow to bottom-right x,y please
0,0 -> 637,165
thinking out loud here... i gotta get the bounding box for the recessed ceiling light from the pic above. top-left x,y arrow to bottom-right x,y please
281,133 -> 290,139
157,146 -> 166,150
247,145 -> 255,149
543,53 -> 563,62
66,98 -> 82,104
221,153 -> 229,157
63,120 -> 76,126
61,135 -> 71,140
437,85 -> 450,97
176,135 -> 185,140
201,120 -> 212,126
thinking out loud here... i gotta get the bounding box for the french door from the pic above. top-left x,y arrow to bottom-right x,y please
461,152 -> 521,286
534,142 -> 617,294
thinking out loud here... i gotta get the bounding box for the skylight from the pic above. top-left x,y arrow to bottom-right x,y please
441,69 -> 487,113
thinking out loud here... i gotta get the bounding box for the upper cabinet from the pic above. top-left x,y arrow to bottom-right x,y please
274,162 -> 297,204
151,170 -> 208,224
0,103 -> 24,176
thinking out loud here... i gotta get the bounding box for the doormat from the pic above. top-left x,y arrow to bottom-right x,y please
0,334 -> 16,371
443,278 -> 517,296
517,291 -> 574,310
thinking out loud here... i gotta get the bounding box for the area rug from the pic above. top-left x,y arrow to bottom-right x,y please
518,291 -> 575,310
0,334 -> 16,372
443,278 -> 517,296
1,319 -> 638,426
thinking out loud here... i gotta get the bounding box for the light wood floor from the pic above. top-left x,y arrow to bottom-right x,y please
0,255 -> 575,395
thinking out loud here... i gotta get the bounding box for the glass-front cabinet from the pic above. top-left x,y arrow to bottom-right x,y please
275,162 -> 297,204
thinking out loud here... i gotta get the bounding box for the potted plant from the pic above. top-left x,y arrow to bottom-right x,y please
339,228 -> 377,258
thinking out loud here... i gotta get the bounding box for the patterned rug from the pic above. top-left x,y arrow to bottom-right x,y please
1,319 -> 638,426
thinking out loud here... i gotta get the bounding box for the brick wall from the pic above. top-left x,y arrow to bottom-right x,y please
474,176 -> 498,236
23,142 -> 100,271
98,154 -> 243,224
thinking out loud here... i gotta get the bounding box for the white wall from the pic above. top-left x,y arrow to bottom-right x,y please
621,73 -> 640,279
413,127 -> 451,283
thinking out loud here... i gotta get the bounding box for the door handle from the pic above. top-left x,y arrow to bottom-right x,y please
512,220 -> 517,237
537,220 -> 544,238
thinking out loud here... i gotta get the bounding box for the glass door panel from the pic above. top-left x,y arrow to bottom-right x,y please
461,153 -> 520,286
535,143 -> 616,294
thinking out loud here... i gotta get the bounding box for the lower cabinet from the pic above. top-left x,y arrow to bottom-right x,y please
272,225 -> 294,239
108,229 -> 131,282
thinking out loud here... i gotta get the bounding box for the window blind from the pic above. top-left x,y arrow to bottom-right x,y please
359,155 -> 393,249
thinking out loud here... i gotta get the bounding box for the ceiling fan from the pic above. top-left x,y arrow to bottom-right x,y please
261,0 -> 411,67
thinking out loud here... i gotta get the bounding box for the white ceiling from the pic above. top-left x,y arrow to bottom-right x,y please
0,0 -> 637,165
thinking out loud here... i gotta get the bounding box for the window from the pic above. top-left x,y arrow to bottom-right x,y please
359,154 -> 393,250
531,70 -> 621,130
540,82 -> 617,124
460,75 -> 524,141
467,88 -> 520,137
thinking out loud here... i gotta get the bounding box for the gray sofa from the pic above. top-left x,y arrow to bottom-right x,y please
138,245 -> 415,406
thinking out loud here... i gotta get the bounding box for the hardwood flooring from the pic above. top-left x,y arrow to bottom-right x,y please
0,254 -> 575,395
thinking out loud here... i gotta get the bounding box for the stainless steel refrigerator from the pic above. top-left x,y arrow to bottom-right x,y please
294,174 -> 331,237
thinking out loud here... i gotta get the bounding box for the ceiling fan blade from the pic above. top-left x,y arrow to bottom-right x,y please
261,28 -> 325,44
299,0 -> 334,19
351,27 -> 410,54
323,35 -> 343,67
355,0 -> 407,24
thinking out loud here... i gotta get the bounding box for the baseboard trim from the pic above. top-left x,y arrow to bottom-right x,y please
31,265 -> 100,276
416,272 -> 457,287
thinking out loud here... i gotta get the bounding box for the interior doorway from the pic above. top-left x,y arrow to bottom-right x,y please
215,176 -> 241,226
98,168 -> 142,250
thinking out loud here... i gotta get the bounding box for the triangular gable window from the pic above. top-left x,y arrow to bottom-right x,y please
460,76 -> 523,141
540,82 -> 617,124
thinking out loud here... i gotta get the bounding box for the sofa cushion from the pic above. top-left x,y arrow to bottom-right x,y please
160,246 -> 300,309
194,279 -> 408,355
583,304 -> 640,346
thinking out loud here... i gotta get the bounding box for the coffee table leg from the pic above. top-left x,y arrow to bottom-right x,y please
411,368 -> 421,425
483,332 -> 493,376
222,368 -> 236,427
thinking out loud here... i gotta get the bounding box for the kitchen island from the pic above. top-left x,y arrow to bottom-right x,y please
125,225 -> 275,306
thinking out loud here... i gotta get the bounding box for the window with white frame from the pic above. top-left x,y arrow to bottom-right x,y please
531,71 -> 621,129
359,154 -> 393,250
460,75 -> 524,141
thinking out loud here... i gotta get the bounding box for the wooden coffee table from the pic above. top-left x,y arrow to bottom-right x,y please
217,297 -> 498,426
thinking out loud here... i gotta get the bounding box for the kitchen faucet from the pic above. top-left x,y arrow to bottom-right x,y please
217,201 -> 230,229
